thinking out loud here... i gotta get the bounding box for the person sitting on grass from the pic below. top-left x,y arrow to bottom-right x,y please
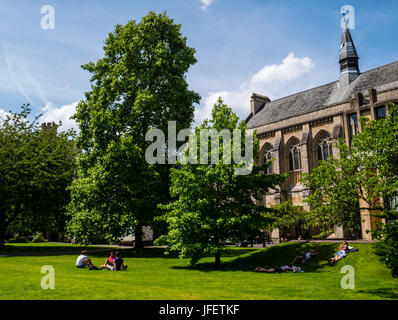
291,247 -> 319,265
328,242 -> 349,265
101,251 -> 116,269
105,252 -> 128,271
76,250 -> 94,268
254,265 -> 302,273
280,237 -> 289,243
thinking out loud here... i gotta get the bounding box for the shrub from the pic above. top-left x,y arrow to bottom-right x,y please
31,232 -> 47,243
6,233 -> 28,243
373,220 -> 398,277
271,201 -> 310,238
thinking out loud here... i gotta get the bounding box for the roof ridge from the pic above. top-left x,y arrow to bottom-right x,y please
254,59 -> 398,106
360,59 -> 398,75
256,81 -> 337,105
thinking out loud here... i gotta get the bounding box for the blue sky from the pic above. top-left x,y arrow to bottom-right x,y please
0,0 -> 397,129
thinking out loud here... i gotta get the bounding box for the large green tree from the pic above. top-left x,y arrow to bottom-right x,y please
156,98 -> 285,265
0,105 -> 78,248
67,12 -> 200,247
301,145 -> 362,237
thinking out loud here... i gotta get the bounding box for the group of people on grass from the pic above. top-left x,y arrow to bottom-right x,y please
254,241 -> 358,273
328,241 -> 358,265
254,247 -> 319,273
75,250 -> 128,271
75,241 -> 357,272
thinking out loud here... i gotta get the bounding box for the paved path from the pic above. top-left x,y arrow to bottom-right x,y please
298,239 -> 377,244
228,239 -> 377,249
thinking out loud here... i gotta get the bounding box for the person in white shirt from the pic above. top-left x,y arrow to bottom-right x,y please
291,247 -> 319,265
75,250 -> 94,268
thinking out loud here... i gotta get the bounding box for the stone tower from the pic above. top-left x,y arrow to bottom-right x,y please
339,20 -> 360,87
41,121 -> 58,133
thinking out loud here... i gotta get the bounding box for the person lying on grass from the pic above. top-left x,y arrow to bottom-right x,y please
291,247 -> 319,265
328,242 -> 349,265
76,250 -> 94,268
348,245 -> 359,252
105,251 -> 128,271
254,265 -> 302,273
101,251 -> 116,269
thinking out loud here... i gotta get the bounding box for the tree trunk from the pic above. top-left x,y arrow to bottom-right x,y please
134,224 -> 143,249
0,227 -> 5,250
0,211 -> 6,250
215,251 -> 221,267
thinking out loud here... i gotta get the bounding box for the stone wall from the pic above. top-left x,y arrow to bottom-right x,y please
255,86 -> 398,240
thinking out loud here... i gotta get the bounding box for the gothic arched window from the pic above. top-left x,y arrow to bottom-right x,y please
349,114 -> 359,144
288,142 -> 301,171
263,146 -> 273,174
317,134 -> 333,163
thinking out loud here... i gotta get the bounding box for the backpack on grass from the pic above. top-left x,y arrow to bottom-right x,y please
89,266 -> 101,270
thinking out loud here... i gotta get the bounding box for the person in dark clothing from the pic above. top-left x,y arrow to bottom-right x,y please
110,251 -> 128,271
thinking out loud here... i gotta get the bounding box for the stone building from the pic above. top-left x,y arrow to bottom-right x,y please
245,23 -> 398,241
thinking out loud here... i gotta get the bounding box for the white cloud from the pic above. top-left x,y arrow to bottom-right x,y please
200,0 -> 215,10
3,41 -> 49,107
40,102 -> 79,132
0,108 -> 11,122
195,53 -> 315,124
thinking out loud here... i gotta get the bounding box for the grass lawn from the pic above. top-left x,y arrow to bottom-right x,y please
0,242 -> 397,300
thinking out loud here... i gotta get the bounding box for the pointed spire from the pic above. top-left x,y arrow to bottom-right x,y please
340,23 -> 358,60
339,16 -> 360,86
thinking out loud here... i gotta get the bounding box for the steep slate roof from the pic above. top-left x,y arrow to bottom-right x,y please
246,60 -> 398,129
339,23 -> 358,61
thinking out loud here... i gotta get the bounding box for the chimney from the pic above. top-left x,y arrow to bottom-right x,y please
41,122 -> 58,133
368,88 -> 377,104
250,93 -> 271,115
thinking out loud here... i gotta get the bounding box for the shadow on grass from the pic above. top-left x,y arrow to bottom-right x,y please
1,244 -> 159,257
356,287 -> 398,299
0,245 -> 189,259
90,247 -> 259,259
89,247 -> 173,258
172,243 -> 339,273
